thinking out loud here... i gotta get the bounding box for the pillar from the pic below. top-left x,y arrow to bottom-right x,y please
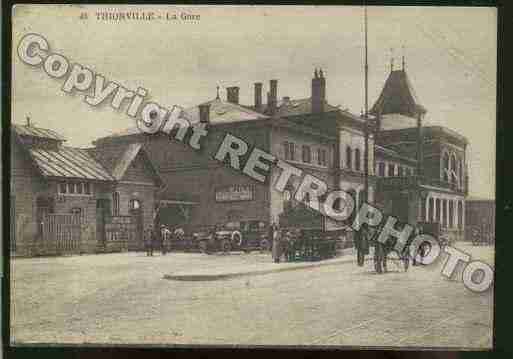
425,196 -> 430,222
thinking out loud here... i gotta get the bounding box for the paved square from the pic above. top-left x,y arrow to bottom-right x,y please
10,242 -> 493,347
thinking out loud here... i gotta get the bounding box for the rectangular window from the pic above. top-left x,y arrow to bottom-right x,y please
69,182 -> 76,194
388,164 -> 395,177
284,142 -> 296,161
84,182 -> 91,195
302,145 -> 311,163
59,182 -> 67,194
77,182 -> 83,194
317,149 -> 327,166
289,142 -> 295,161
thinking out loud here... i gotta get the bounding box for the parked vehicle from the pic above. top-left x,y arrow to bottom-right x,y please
194,220 -> 270,254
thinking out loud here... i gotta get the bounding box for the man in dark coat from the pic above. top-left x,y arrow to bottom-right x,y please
145,225 -> 155,256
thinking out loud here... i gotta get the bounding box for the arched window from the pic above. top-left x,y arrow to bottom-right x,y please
388,163 -> 395,177
354,148 -> 361,171
443,151 -> 450,182
449,200 -> 454,228
443,152 -> 450,170
112,192 -> 120,216
378,162 -> 385,177
458,201 -> 463,229
458,159 -> 463,188
450,154 -> 457,173
346,146 -> 352,170
442,199 -> 447,228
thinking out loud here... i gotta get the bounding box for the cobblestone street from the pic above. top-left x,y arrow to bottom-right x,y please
10,242 -> 493,348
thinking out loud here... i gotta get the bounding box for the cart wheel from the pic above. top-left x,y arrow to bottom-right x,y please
222,239 -> 231,253
260,239 -> 270,252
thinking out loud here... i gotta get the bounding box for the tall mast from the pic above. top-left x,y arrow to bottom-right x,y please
363,5 -> 369,205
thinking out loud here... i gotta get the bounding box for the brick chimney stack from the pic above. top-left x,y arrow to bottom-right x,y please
199,103 -> 211,124
254,82 -> 263,109
311,68 -> 326,113
226,86 -> 240,104
268,79 -> 278,115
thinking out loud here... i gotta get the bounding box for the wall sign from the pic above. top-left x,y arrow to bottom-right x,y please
215,185 -> 254,202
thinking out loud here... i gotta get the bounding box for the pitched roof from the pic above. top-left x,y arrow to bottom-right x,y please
370,69 -> 426,117
13,123 -> 66,141
245,98 -> 340,118
87,143 -> 163,184
29,146 -> 114,181
111,143 -> 143,180
183,98 -> 269,124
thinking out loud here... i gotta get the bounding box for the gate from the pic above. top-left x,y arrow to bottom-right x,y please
104,215 -> 139,252
42,213 -> 82,255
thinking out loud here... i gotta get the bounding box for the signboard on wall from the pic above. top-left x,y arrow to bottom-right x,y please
215,185 -> 254,202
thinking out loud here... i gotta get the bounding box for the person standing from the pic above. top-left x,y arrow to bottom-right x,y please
271,222 -> 281,263
161,225 -> 171,255
145,226 -> 154,256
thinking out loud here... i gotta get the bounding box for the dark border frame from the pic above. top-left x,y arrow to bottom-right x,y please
2,1 -> 508,359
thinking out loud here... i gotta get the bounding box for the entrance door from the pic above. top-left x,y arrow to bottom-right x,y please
36,197 -> 54,239
96,199 -> 111,250
129,199 -> 143,250
391,192 -> 410,224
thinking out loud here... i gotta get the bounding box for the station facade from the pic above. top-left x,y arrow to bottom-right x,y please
10,63 -> 469,257
94,65 -> 468,242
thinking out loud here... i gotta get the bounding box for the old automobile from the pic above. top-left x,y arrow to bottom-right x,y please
194,220 -> 270,254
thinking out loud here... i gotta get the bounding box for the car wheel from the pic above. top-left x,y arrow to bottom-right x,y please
199,241 -> 208,254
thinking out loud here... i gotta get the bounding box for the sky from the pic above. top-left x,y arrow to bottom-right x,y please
12,5 -> 496,199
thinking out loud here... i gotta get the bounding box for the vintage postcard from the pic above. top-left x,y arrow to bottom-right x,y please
9,4 -> 496,349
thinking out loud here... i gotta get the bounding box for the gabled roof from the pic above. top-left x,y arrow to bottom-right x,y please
13,123 -> 66,141
370,69 -> 426,117
29,146 -> 114,181
87,143 -> 163,185
111,143 -> 143,180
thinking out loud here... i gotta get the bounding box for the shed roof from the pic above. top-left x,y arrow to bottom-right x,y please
29,146 -> 114,181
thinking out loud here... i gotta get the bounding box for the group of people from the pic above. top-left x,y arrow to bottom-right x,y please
269,222 -> 297,263
143,224 -> 184,256
354,224 -> 429,272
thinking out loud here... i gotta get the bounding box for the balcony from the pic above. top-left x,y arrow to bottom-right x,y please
377,175 -> 467,194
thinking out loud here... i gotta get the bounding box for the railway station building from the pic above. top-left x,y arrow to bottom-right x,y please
94,65 -> 468,242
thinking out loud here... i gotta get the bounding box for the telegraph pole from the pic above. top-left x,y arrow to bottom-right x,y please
363,5 -> 369,206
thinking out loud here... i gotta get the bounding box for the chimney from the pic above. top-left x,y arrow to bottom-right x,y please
254,82 -> 263,109
199,103 -> 211,124
226,86 -> 239,104
26,116 -> 31,127
269,79 -> 278,114
311,68 -> 326,113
